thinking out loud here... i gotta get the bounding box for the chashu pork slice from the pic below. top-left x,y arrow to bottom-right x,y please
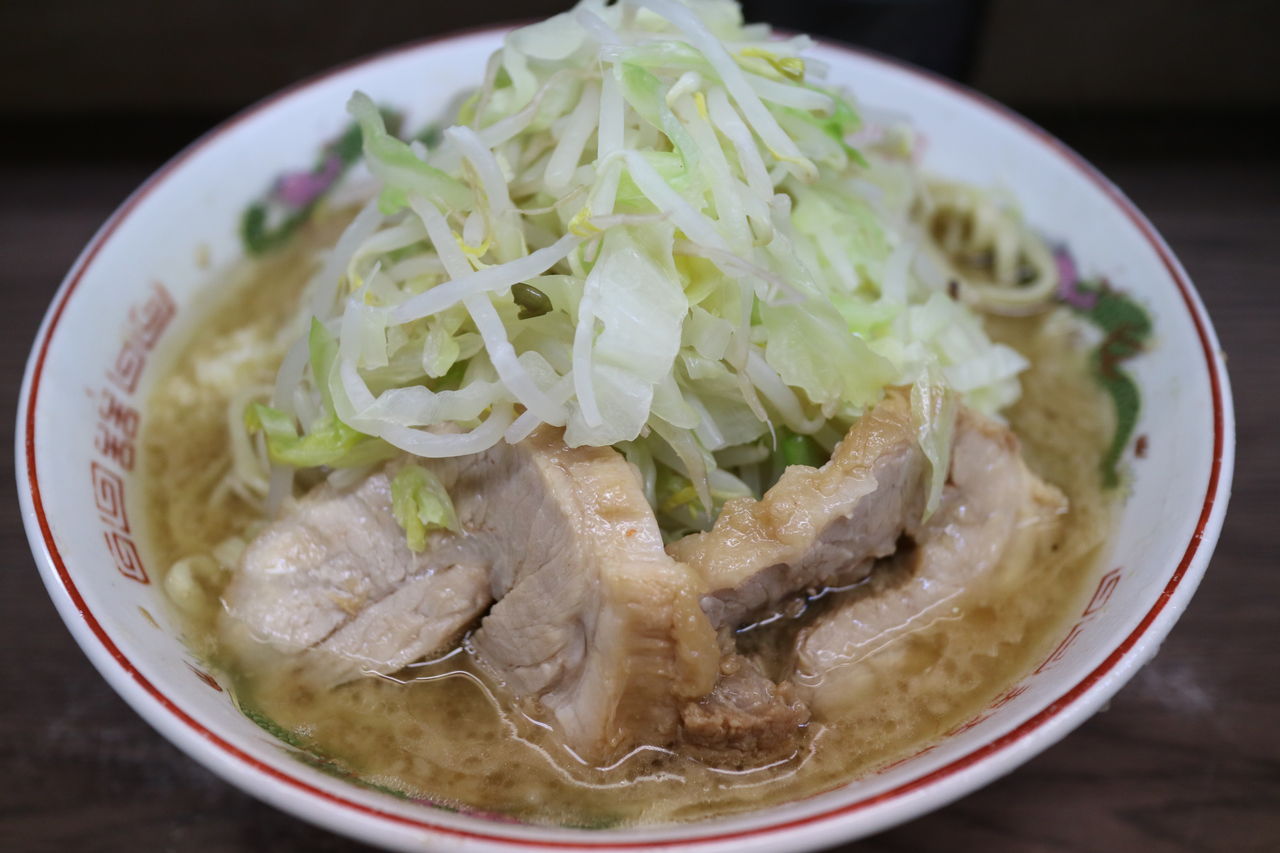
219,468 -> 493,686
465,428 -> 720,767
669,391 -> 928,632
666,391 -> 929,762
792,407 -> 1067,716
221,426 -> 720,766
225,395 -> 1061,767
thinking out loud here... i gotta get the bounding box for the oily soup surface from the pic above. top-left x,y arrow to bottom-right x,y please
143,215 -> 1115,827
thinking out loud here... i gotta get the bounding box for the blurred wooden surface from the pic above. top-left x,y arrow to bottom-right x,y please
4,1 -> 1278,115
1,149 -> 1277,852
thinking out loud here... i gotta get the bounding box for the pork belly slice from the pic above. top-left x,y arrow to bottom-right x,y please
465,428 -> 719,767
669,391 -> 928,632
792,408 -> 1067,716
222,427 -> 720,766
220,470 -> 492,686
666,391 -> 929,762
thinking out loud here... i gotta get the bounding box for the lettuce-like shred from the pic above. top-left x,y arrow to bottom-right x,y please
245,403 -> 393,469
245,0 -> 1033,534
390,464 -> 459,552
911,375 -> 958,520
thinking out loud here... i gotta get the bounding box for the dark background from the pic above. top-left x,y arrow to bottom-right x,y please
2,1 -> 1277,851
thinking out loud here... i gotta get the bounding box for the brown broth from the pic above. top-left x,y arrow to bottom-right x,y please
141,215 -> 1116,828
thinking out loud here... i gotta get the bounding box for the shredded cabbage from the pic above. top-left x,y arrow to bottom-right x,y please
246,0 -> 1037,534
390,464 -> 460,551
910,373 -> 958,520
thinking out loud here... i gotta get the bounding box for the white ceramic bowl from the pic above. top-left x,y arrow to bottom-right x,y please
16,27 -> 1234,853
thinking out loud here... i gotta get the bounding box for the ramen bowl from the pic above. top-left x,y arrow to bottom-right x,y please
15,26 -> 1233,853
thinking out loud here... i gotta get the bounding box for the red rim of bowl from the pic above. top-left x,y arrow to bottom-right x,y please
18,25 -> 1229,851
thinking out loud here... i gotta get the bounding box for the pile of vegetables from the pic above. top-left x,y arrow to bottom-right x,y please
245,0 -> 1037,537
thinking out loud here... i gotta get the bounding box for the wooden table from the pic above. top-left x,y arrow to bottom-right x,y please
1,151 -> 1275,851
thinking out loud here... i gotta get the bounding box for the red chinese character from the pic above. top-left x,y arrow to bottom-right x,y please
95,423 -> 136,471
106,283 -> 177,395
107,342 -> 146,395
130,283 -> 176,349
98,390 -> 139,438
